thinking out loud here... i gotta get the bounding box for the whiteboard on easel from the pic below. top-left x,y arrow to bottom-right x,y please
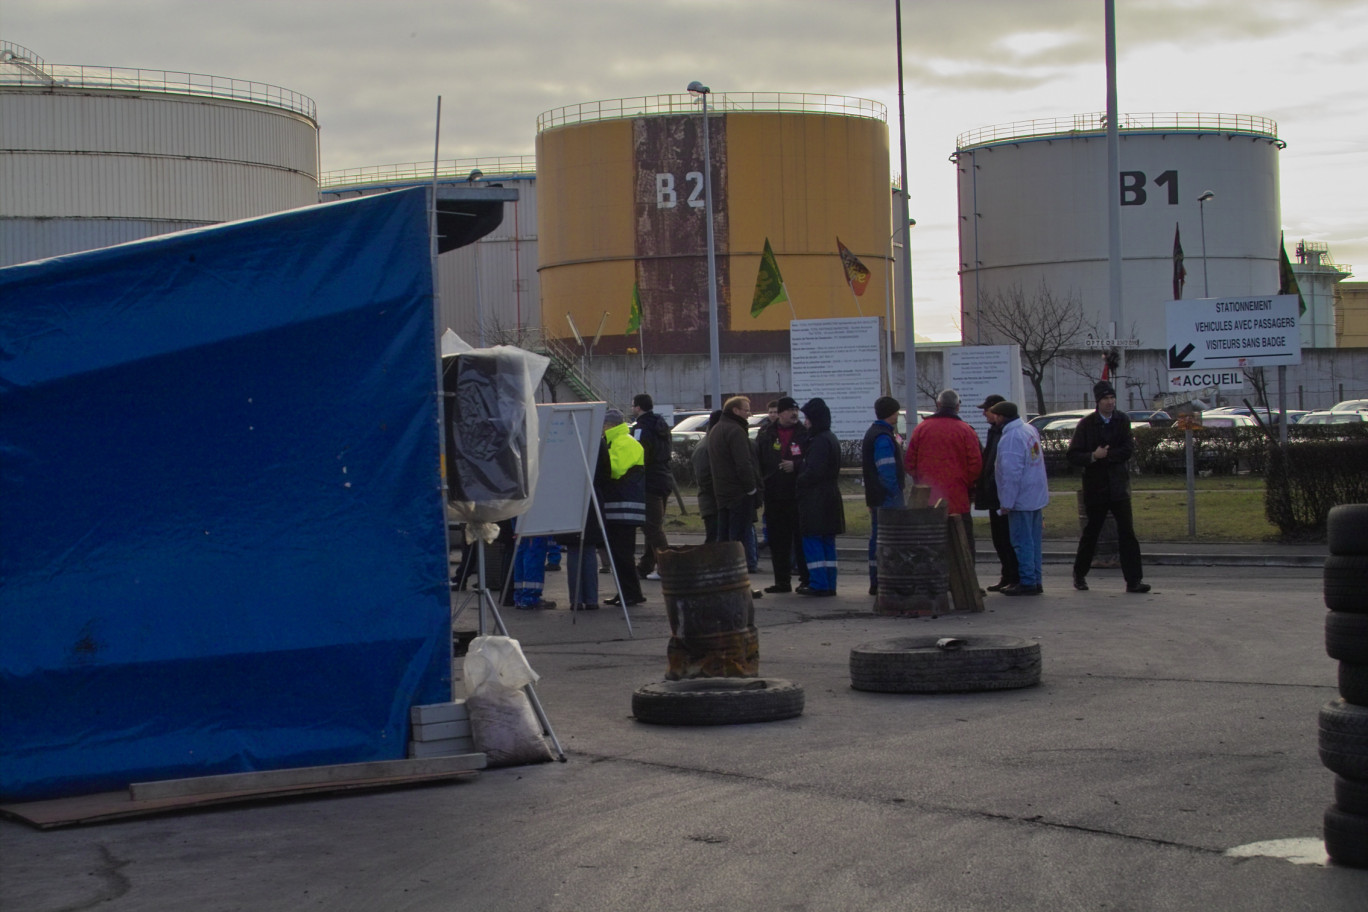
515,402 -> 607,537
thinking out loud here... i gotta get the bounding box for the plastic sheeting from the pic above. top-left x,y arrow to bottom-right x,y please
442,345 -> 549,525
0,188 -> 452,801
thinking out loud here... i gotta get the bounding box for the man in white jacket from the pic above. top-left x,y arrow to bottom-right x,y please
990,401 -> 1050,596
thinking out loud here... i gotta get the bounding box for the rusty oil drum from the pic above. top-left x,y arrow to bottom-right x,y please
658,542 -> 759,679
875,505 -> 951,617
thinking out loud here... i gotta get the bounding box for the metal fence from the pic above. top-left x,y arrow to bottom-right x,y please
956,112 -> 1280,150
319,156 -> 537,190
1,44 -> 316,121
538,92 -> 886,133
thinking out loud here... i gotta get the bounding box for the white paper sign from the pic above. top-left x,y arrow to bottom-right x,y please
789,317 -> 883,441
945,345 -> 1025,445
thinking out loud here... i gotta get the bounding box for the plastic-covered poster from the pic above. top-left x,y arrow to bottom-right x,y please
443,345 -> 549,523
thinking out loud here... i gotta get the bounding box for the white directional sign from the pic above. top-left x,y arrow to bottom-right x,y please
1165,295 -> 1302,372
1165,369 -> 1245,392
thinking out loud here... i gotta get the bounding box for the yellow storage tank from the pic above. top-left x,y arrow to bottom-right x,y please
536,93 -> 890,356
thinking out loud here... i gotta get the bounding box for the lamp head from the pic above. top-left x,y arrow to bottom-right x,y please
467,169 -> 484,182
1198,190 -> 1215,202
687,81 -> 709,95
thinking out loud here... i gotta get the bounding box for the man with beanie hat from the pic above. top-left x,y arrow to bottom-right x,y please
630,393 -> 673,580
975,394 -> 1019,592
990,400 -> 1049,595
1066,381 -> 1151,593
862,396 -> 905,595
796,398 -> 845,595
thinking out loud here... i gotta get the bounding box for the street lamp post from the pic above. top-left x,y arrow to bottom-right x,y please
1198,190 -> 1215,297
688,80 -> 723,410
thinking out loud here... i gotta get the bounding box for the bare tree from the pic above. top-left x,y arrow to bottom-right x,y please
976,281 -> 1090,416
1244,366 -> 1270,408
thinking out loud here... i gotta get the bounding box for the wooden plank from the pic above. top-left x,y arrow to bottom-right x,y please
909,484 -> 933,508
945,516 -> 985,613
129,753 -> 487,802
0,767 -> 481,830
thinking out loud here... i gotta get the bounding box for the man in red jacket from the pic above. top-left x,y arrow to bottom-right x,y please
904,388 -> 983,553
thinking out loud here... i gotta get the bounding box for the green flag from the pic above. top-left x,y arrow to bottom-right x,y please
750,238 -> 788,317
1278,232 -> 1307,317
626,282 -> 642,334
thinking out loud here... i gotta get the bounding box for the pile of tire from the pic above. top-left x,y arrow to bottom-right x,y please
1320,503 -> 1368,868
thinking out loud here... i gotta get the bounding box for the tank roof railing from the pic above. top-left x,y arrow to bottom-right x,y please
956,112 -> 1280,150
538,92 -> 886,133
320,156 -> 538,190
0,55 -> 316,121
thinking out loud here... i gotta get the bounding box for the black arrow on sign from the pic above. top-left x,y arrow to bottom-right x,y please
1168,343 -> 1195,369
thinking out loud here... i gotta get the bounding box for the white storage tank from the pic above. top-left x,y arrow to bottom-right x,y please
0,41 -> 318,267
953,112 -> 1284,349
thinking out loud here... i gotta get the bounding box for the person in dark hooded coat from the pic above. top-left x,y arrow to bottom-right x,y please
795,397 -> 844,595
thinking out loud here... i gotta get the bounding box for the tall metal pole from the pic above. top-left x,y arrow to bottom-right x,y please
1104,0 -> 1124,388
690,82 -> 723,410
1199,194 -> 1212,296
895,0 -> 918,424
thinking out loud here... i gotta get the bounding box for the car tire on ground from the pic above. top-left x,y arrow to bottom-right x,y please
631,677 -> 805,726
1328,504 -> 1368,557
1341,663 -> 1368,707
1325,556 -> 1368,613
1324,804 -> 1368,868
1335,776 -> 1368,816
849,635 -> 1042,693
1326,612 -> 1368,664
1319,699 -> 1368,779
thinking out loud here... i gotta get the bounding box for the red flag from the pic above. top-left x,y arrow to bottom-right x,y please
837,237 -> 871,296
1172,222 -> 1187,300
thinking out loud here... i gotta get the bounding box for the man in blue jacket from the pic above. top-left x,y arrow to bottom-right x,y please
861,396 -> 905,596
990,400 -> 1049,596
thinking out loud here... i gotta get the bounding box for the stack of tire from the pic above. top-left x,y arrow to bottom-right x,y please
1321,504 -> 1368,867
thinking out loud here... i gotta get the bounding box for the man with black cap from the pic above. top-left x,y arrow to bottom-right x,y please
975,393 -> 1018,592
755,396 -> 807,593
1066,380 -> 1151,593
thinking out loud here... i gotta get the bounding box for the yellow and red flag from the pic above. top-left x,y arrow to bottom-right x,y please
837,237 -> 870,296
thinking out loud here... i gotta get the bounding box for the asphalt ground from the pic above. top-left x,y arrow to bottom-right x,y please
2,543 -> 1363,912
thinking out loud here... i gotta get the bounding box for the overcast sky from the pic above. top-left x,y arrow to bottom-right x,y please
7,0 -> 1365,340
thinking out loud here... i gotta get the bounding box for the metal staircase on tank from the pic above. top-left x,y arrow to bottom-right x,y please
535,333 -> 610,404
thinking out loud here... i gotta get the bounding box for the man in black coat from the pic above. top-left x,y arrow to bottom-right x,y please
755,396 -> 807,593
1066,380 -> 1151,594
631,393 -> 673,580
974,394 -> 1019,591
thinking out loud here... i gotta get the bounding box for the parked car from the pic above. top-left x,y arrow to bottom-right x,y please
1197,414 -> 1258,429
1039,416 -> 1087,437
894,410 -> 936,437
1330,399 -> 1368,413
1299,410 -> 1368,425
668,409 -> 712,428
1027,409 -> 1093,432
1202,406 -> 1308,426
1126,409 -> 1173,427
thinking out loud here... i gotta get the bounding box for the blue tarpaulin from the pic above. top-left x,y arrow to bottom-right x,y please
0,188 -> 452,802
